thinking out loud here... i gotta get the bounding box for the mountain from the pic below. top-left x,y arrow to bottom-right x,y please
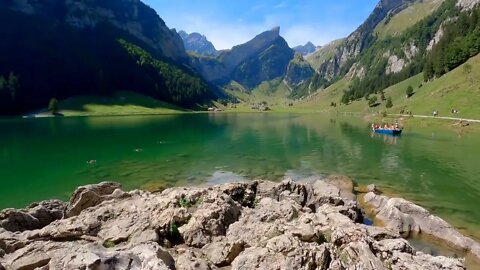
191,27 -> 295,89
0,0 -> 218,114
337,0 -> 480,103
301,0 -> 480,111
313,0 -> 423,81
178,30 -> 218,57
292,42 -> 317,56
306,39 -> 345,71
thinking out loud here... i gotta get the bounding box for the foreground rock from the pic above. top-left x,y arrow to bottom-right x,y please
364,191 -> 480,259
0,200 -> 65,232
0,178 -> 469,269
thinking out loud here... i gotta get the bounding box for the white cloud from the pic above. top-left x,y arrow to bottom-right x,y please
283,24 -> 351,47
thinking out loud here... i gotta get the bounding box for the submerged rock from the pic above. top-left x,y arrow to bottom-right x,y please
0,179 -> 471,269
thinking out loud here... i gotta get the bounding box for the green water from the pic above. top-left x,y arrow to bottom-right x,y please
1,113 -> 479,240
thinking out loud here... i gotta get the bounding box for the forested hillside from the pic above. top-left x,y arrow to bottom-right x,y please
0,1 -> 217,115
340,0 -> 480,104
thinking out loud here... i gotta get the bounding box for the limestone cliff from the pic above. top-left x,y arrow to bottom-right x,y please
179,30 -> 218,57
192,27 -> 295,89
285,54 -> 315,88
316,0 -> 422,80
5,0 -> 187,61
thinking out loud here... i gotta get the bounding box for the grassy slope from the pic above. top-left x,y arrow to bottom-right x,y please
302,54 -> 480,119
57,91 -> 184,116
299,78 -> 351,111
223,78 -> 298,112
306,39 -> 345,70
375,0 -> 444,38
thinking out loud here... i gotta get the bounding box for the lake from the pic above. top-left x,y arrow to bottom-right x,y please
1,113 -> 479,241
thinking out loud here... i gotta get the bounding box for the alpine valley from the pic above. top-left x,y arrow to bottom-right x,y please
1,0 -> 479,116
2,1 -> 480,269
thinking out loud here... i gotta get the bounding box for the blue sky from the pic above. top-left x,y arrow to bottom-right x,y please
143,0 -> 379,50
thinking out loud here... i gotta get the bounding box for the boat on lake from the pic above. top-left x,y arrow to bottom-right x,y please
371,123 -> 402,135
373,128 -> 402,135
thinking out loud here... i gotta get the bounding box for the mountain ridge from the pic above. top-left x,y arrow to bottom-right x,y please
179,30 -> 218,57
190,26 -> 295,89
292,42 -> 317,56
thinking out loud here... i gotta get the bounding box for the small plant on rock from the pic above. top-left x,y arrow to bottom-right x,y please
103,239 -> 116,248
178,196 -> 190,208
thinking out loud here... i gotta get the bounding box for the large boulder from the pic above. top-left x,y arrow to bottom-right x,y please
0,200 -> 65,232
179,192 -> 242,247
202,239 -> 244,266
364,192 -> 480,260
2,240 -> 174,270
173,249 -> 213,270
64,182 -> 125,218
337,241 -> 387,270
231,235 -> 330,270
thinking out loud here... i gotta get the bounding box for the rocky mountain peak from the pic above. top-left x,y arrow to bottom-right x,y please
178,30 -> 218,56
293,41 -> 317,56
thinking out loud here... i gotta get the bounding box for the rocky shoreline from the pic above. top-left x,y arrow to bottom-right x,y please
0,176 -> 478,269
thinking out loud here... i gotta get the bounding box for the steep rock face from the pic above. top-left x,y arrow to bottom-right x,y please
5,0 -> 187,61
386,55 -> 406,74
284,54 -> 315,90
457,0 -> 480,10
230,38 -> 295,89
293,41 -> 317,56
179,30 -> 218,57
192,27 -> 295,89
316,0 -> 420,80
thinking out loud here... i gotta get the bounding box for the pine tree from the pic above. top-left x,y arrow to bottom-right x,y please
380,91 -> 386,101
386,97 -> 393,108
6,73 -> 18,100
48,98 -> 59,113
423,61 -> 434,81
406,85 -> 414,97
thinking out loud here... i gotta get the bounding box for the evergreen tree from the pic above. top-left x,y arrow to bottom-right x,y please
463,63 -> 472,76
6,73 -> 19,100
368,96 -> 378,107
48,98 -> 59,113
385,97 -> 393,108
423,61 -> 434,81
406,85 -> 414,97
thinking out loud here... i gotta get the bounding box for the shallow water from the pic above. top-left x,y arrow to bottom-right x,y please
1,113 -> 479,242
